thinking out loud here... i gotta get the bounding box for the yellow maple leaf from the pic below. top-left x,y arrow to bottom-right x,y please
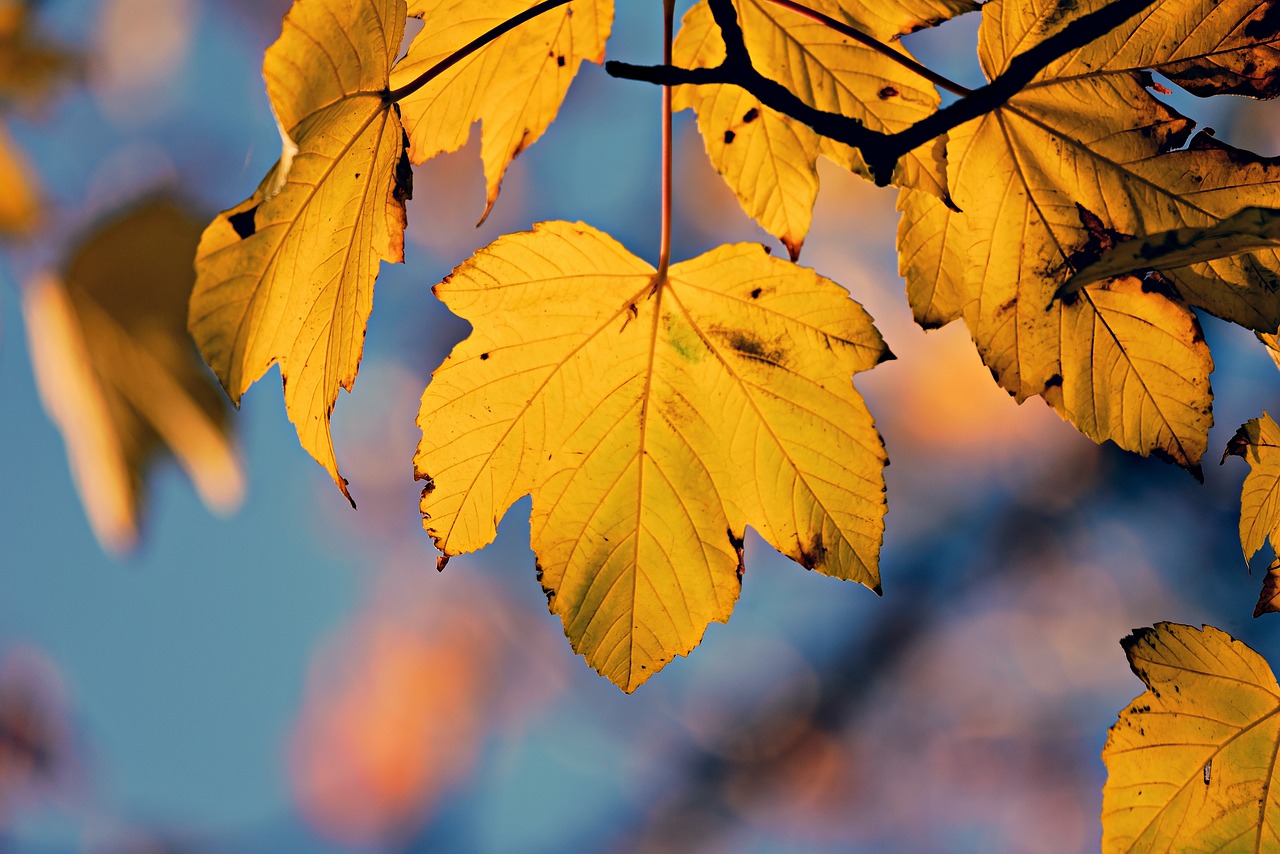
24,198 -> 244,553
1102,623 -> 1280,852
190,0 -> 411,505
415,221 -> 889,691
390,0 -> 612,222
898,0 -> 1280,472
673,0 -> 976,258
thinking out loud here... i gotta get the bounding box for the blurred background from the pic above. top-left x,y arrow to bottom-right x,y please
2,0 -> 1280,851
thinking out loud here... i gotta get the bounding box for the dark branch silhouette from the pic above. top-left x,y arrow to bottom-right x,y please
606,0 -> 1162,184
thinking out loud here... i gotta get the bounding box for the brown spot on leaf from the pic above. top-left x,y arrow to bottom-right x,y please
797,532 -> 826,570
724,130 -> 736,144
719,329 -> 787,366
479,352 -> 490,360
878,86 -> 898,99
750,287 -> 762,299
557,54 -> 566,67
742,107 -> 759,123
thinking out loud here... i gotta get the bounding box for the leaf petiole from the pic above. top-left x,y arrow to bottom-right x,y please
657,0 -> 676,281
385,0 -> 573,103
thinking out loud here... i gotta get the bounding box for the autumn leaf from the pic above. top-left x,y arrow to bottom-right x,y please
673,0 -> 976,258
0,0 -> 76,106
390,0 -> 612,222
1224,413 -> 1280,562
0,121 -> 35,236
24,198 -> 243,553
0,0 -> 77,237
415,221 -> 889,691
190,0 -> 411,505
898,0 -> 1280,472
1101,622 -> 1280,852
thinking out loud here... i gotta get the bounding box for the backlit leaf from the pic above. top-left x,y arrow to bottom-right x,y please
24,198 -> 243,553
190,0 -> 411,505
390,0 -> 612,221
897,0 -> 1280,472
1223,412 -> 1280,562
1102,622 -> 1280,852
673,0 -> 976,258
415,221 -> 889,691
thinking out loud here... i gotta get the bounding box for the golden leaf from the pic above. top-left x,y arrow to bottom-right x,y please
390,0 -> 612,221
24,198 -> 243,553
897,0 -> 1280,471
1102,622 -> 1280,852
1224,412 -> 1280,562
415,221 -> 889,691
673,0 -> 976,258
190,0 -> 411,505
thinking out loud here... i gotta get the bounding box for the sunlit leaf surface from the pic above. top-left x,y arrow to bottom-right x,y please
1225,412 -> 1280,563
674,0 -> 976,257
415,221 -> 889,690
391,0 -> 612,221
190,0 -> 411,505
1102,623 -> 1280,852
897,0 -> 1280,472
25,198 -> 243,553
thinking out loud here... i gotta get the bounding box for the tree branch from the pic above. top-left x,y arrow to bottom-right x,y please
606,0 -> 1162,185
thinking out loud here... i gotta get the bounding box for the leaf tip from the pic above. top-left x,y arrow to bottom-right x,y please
436,553 -> 450,572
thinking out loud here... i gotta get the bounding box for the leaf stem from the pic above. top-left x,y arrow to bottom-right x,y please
385,0 -> 573,103
763,0 -> 972,97
658,0 -> 676,281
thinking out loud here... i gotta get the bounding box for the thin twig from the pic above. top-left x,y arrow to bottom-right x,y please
385,0 -> 572,103
607,0 -> 1161,184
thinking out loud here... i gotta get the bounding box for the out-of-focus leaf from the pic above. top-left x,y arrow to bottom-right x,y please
1102,622 -> 1280,851
25,197 -> 243,553
190,0 -> 411,505
291,614 -> 496,845
389,0 -> 612,222
0,647 -> 73,825
0,0 -> 77,105
1062,206 -> 1280,296
673,0 -> 976,258
898,0 -> 1280,473
415,221 -> 889,691
0,121 -> 35,236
